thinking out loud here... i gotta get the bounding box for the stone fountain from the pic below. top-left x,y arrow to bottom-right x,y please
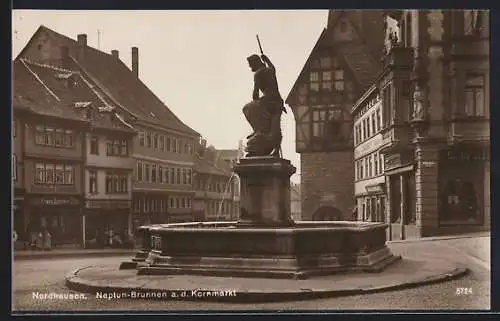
119,52 -> 400,279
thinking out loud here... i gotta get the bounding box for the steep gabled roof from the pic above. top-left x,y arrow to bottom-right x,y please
13,60 -> 82,121
17,25 -> 199,137
286,13 -> 382,105
14,59 -> 135,133
285,28 -> 328,106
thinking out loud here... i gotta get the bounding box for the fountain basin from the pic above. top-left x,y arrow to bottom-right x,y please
123,221 -> 400,279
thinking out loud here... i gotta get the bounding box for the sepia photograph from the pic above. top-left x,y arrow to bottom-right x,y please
11,9 -> 490,312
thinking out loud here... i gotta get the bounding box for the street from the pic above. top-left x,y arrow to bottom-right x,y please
12,236 -> 490,311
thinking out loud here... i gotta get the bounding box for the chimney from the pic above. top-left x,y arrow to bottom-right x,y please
77,34 -> 87,61
111,50 -> 119,59
60,45 -> 70,67
131,47 -> 139,77
77,34 -> 87,47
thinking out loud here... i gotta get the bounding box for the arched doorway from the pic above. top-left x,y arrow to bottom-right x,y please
312,206 -> 343,221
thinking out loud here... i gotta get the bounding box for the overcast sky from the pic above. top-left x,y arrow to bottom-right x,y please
12,10 -> 328,182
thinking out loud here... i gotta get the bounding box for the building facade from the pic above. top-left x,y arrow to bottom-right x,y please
83,108 -> 136,246
193,141 -> 239,221
352,10 -> 490,239
17,26 -> 200,231
13,59 -> 88,246
290,183 -> 301,221
286,10 -> 386,220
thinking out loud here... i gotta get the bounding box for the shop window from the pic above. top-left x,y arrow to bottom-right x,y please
440,179 -> 480,221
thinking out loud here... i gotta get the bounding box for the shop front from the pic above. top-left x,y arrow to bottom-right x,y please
363,183 -> 386,223
84,199 -> 132,248
13,188 -> 26,242
27,195 -> 83,247
438,146 -> 489,232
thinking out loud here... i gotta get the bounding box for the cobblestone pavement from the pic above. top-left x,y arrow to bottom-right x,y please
12,236 -> 490,312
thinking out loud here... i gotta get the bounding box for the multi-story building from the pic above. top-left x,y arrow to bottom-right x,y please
286,10 -> 386,220
352,10 -> 490,239
82,99 -> 136,245
290,183 -> 301,221
216,140 -> 244,220
17,26 -> 200,230
193,140 -> 238,221
13,59 -> 88,246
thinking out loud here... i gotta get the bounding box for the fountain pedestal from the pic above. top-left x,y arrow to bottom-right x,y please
235,157 -> 296,227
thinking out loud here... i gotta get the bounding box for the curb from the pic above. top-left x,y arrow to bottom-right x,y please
15,250 -> 134,260
65,266 -> 469,303
388,233 -> 490,244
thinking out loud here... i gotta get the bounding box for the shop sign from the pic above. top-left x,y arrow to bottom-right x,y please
32,196 -> 80,206
365,184 -> 385,194
421,161 -> 437,168
86,200 -> 131,209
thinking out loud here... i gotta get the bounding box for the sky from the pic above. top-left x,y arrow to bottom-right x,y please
12,10 -> 329,183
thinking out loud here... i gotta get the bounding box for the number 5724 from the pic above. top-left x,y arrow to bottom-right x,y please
456,287 -> 473,295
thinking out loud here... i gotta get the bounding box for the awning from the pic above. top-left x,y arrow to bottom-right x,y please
385,164 -> 414,176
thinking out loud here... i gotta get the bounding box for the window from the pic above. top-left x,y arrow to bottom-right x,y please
164,167 -> 169,184
367,116 -> 371,137
159,135 -> 165,150
89,171 -> 97,193
376,108 -> 382,132
184,142 -> 189,154
137,163 -> 143,181
368,155 -> 373,177
90,136 -> 99,155
106,139 -> 128,156
169,197 -> 174,208
465,74 -> 485,117
169,168 -> 175,184
120,140 -> 127,156
153,134 -> 158,149
181,197 -> 186,208
371,114 -> 377,135
464,10 -> 479,35
321,71 -> 333,91
12,154 -> 16,181
187,169 -> 192,185
145,164 -> 150,182
176,139 -> 181,153
105,172 -> 128,193
166,137 -> 171,151
310,72 -> 320,91
144,198 -> 149,213
34,163 -> 74,185
175,198 -> 179,208
34,125 -> 74,148
151,164 -> 157,183
182,169 -> 187,185
334,69 -> 344,92
374,153 -> 379,176
139,132 -> 145,146
176,168 -> 181,184
364,158 -> 369,179
158,166 -> 163,183
146,132 -> 152,148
